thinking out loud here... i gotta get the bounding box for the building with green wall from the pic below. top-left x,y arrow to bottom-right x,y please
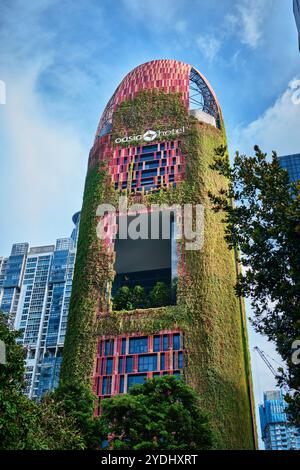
60,59 -> 257,449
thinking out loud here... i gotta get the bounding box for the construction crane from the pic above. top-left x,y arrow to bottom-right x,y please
254,347 -> 291,396
254,346 -> 279,377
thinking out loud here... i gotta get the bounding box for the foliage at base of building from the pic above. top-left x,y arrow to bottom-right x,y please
101,375 -> 216,450
0,312 -> 85,450
60,90 -> 256,449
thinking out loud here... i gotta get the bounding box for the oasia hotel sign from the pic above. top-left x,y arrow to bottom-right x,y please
114,126 -> 185,144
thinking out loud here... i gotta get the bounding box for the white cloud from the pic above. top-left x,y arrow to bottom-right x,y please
1,65 -> 86,239
0,0 -> 104,252
231,77 -> 300,156
196,34 -> 221,61
226,0 -> 273,48
122,0 -> 184,30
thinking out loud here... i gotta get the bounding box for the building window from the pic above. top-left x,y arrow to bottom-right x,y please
127,374 -> 147,390
178,351 -> 183,369
129,336 -> 148,354
142,144 -> 158,154
121,338 -> 126,355
160,353 -> 166,370
163,335 -> 169,351
118,357 -> 123,374
173,333 -> 180,350
102,376 -> 112,395
138,354 -> 157,372
173,370 -> 181,379
119,375 -> 124,393
105,339 -> 114,356
126,356 -> 133,373
153,335 -> 160,352
106,358 -> 113,374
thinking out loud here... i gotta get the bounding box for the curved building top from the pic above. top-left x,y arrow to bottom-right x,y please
95,59 -> 221,142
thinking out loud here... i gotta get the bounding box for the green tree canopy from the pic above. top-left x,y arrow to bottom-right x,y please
132,285 -> 148,309
0,312 -> 84,450
209,145 -> 300,427
113,285 -> 133,310
101,375 -> 215,450
54,382 -> 107,449
150,282 -> 171,308
113,282 -> 172,310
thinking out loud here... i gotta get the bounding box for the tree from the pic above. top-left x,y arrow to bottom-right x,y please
113,285 -> 133,310
28,395 -> 85,450
209,145 -> 300,427
132,285 -> 148,309
101,375 -> 215,450
53,382 -> 107,449
149,282 -> 171,308
0,312 -> 84,449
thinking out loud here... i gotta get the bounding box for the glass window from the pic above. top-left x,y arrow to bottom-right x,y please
160,353 -> 165,370
178,351 -> 183,369
173,333 -> 180,350
126,356 -> 133,373
127,374 -> 147,390
138,354 -> 157,372
121,338 -> 126,355
129,336 -> 148,354
106,358 -> 113,374
118,357 -> 123,374
163,335 -> 169,351
102,376 -> 112,395
153,335 -> 160,352
105,339 -> 114,356
119,375 -> 124,393
142,144 -> 158,154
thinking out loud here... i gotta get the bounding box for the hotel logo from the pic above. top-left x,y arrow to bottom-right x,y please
115,126 -> 185,144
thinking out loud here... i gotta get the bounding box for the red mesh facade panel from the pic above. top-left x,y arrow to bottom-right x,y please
93,330 -> 184,415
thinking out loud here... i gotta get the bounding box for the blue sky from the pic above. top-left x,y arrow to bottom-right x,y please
0,0 -> 299,446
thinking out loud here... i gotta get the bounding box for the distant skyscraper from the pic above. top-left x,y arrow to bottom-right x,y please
259,390 -> 300,450
0,213 -> 80,399
0,243 -> 29,326
279,153 -> 300,183
294,0 -> 300,50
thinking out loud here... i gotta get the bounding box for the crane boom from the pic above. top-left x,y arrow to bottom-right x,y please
254,346 -> 278,377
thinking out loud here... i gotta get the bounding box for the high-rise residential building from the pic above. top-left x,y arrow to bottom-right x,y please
279,153 -> 300,183
0,243 -> 29,326
259,390 -> 300,450
60,60 -> 257,449
0,213 -> 80,399
294,0 -> 300,50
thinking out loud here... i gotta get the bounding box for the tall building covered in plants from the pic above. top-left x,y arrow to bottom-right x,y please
60,60 -> 257,449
